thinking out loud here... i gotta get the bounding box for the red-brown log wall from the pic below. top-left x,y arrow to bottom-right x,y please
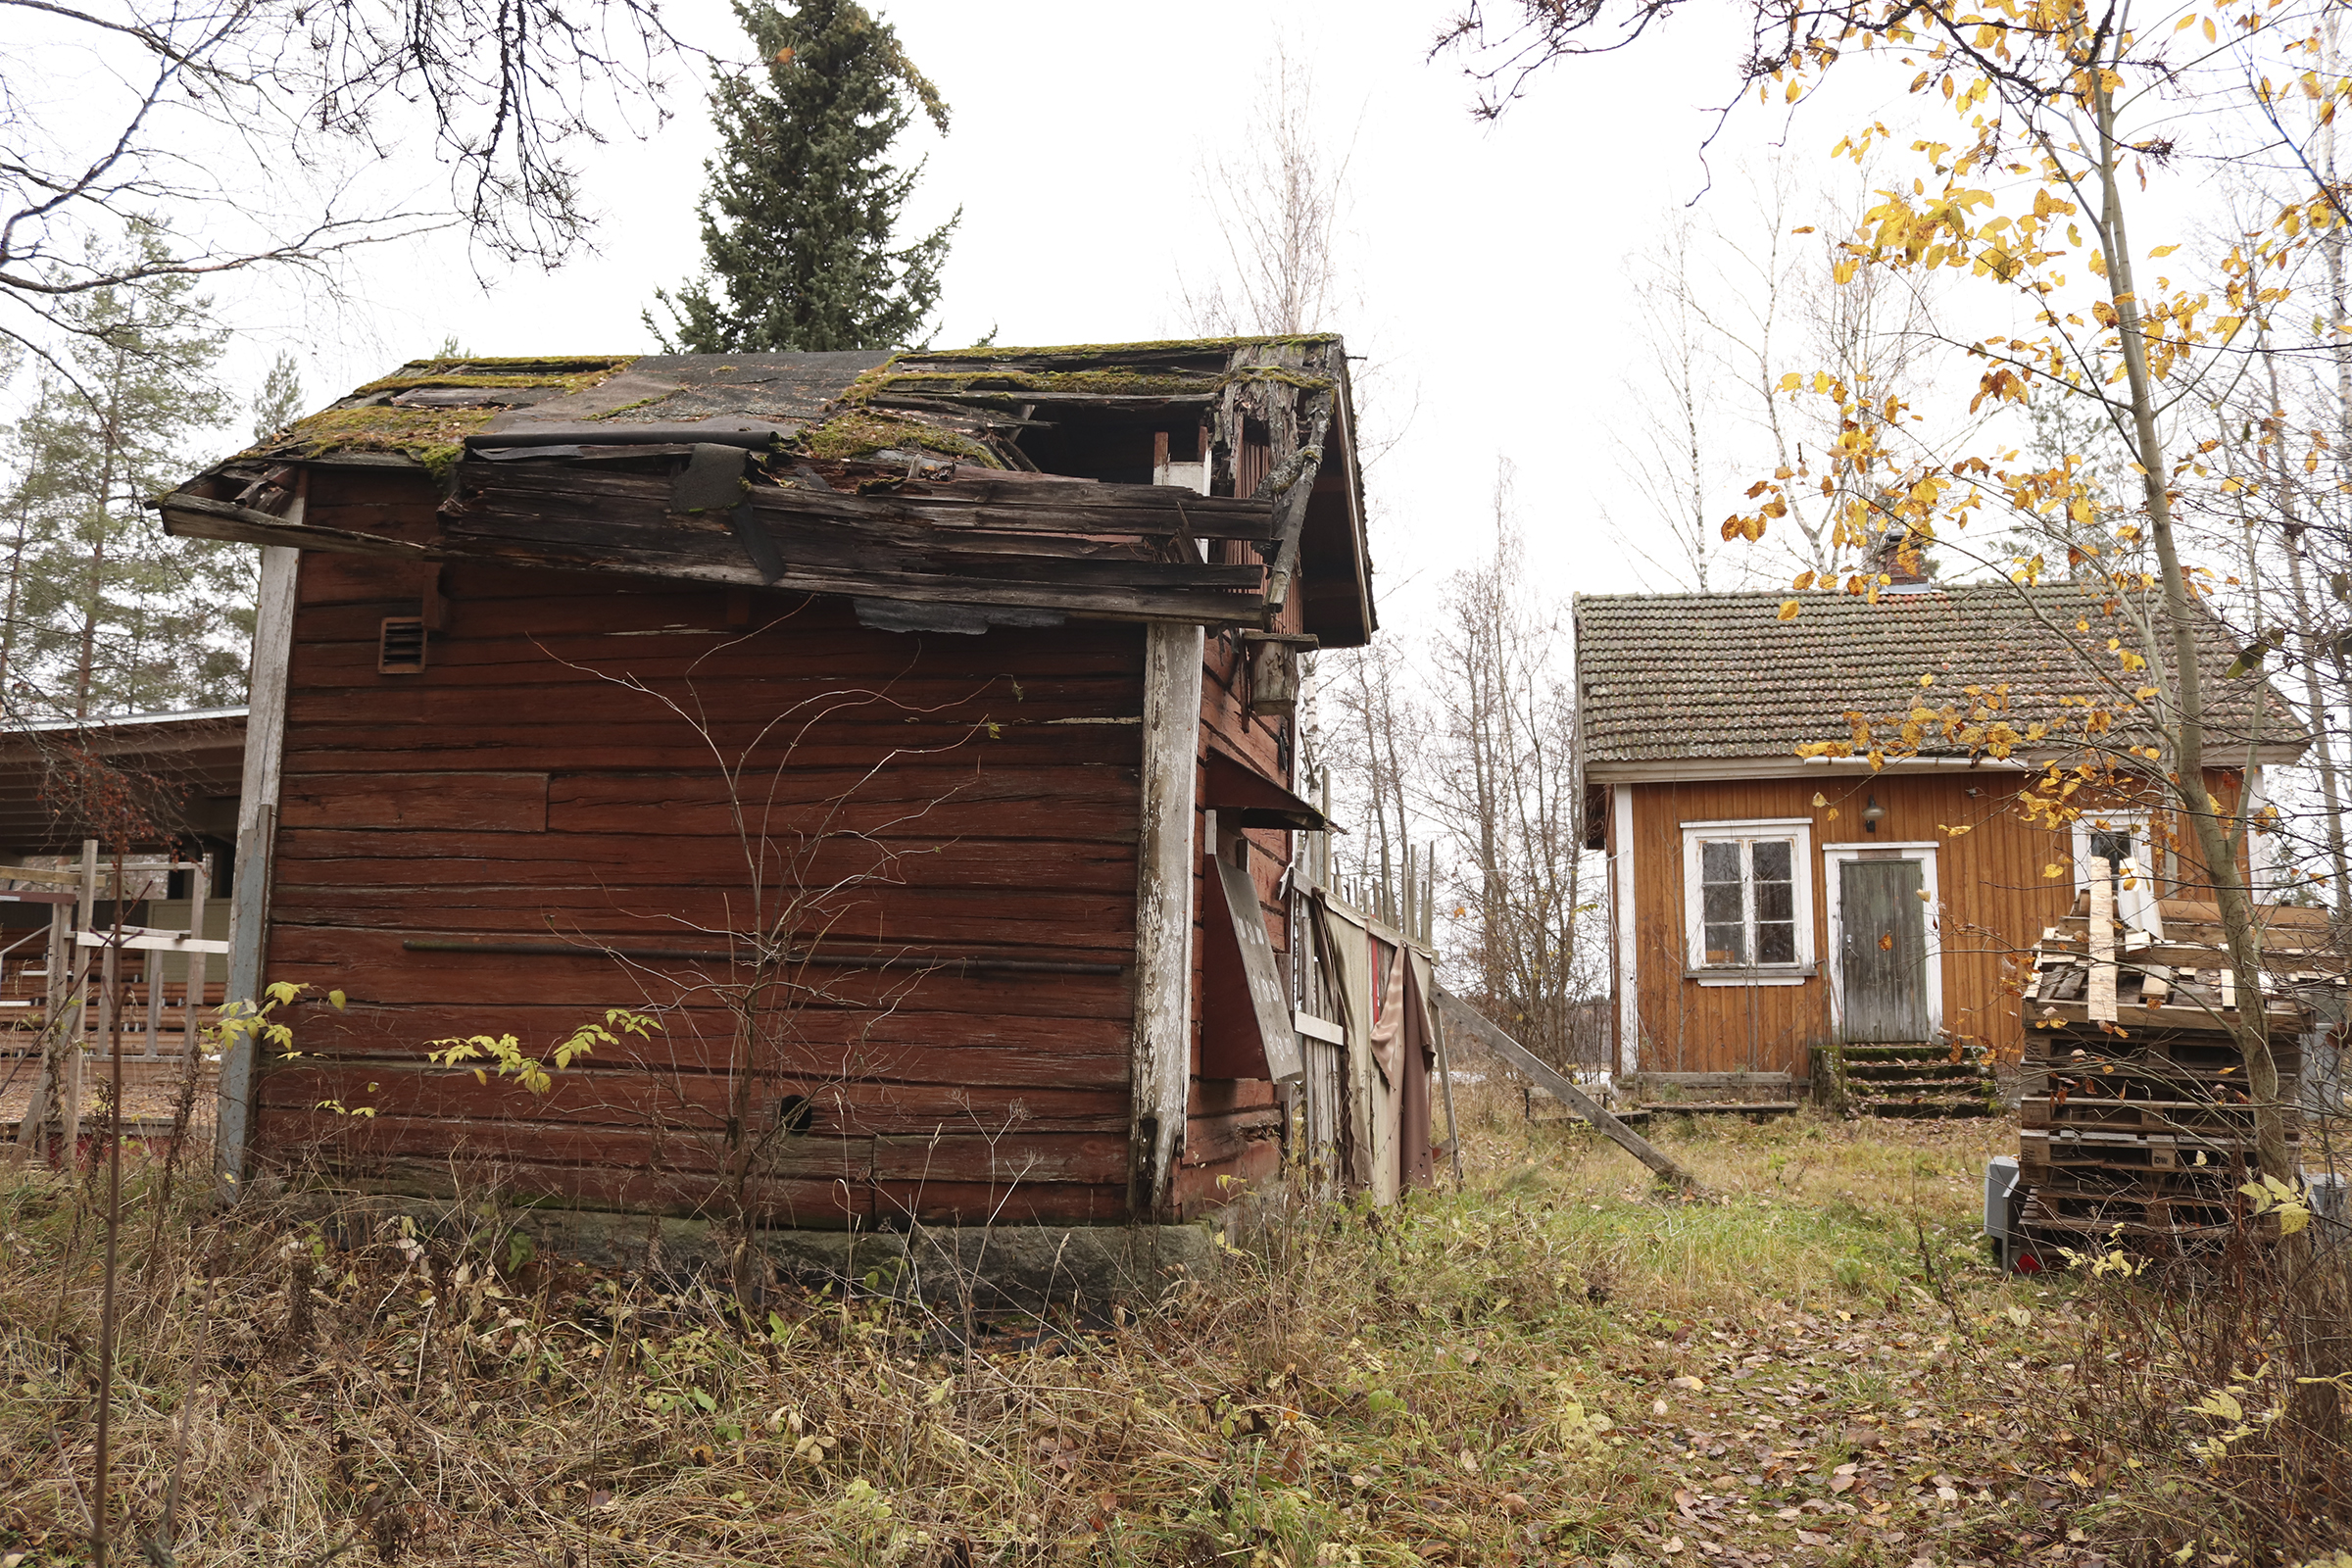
256,473 -> 1147,1227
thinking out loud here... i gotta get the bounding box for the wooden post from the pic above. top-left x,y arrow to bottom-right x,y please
1434,1014 -> 1464,1188
141,943 -> 163,1058
59,840 -> 97,1160
1612,784 -> 1640,1076
2087,873 -> 2119,1024
218,530 -> 301,1195
1131,620 -> 1203,1220
11,900 -> 71,1166
184,855 -> 210,1057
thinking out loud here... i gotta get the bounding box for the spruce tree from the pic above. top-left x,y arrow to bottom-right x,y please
3,226 -> 247,719
251,350 -> 307,442
649,0 -> 956,354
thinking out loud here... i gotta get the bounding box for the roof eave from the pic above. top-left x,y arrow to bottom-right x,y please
1584,742 -> 2309,784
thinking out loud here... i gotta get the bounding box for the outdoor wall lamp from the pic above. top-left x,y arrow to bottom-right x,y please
1862,794 -> 1886,833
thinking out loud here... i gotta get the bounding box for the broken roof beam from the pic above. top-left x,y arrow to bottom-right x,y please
158,468 -> 1277,629
1259,387 -> 1334,612
1433,987 -> 1701,1192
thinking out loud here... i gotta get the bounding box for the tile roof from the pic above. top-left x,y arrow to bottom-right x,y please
1573,584 -> 2305,768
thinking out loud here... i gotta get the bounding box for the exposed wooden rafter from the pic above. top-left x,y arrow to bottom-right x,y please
161,462 -> 1284,629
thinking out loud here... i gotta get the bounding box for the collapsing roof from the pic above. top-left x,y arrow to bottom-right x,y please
162,337 -> 1375,645
1574,585 -> 2306,775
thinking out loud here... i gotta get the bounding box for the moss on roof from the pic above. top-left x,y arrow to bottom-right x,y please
352,355 -> 638,392
851,368 -> 1230,401
906,333 -> 1341,362
224,338 -> 1345,474
243,356 -> 639,475
800,410 -> 1003,466
838,356 -> 1335,411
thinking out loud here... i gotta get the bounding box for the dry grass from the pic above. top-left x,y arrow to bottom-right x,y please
0,1086 -> 2339,1567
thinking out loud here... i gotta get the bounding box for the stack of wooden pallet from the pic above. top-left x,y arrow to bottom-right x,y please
2017,887 -> 2334,1243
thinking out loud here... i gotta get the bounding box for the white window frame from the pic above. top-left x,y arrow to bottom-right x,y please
1680,818 -> 1815,986
1822,842 -> 1944,1039
2071,809 -> 2162,936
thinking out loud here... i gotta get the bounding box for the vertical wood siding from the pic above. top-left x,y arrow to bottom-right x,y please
1617,768 -> 2254,1073
1621,773 -> 2074,1072
256,474 -> 1147,1227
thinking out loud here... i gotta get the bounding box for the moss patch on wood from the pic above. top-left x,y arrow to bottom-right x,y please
349,356 -> 638,397
904,333 -> 1340,362
245,356 -> 641,472
800,411 -> 1003,466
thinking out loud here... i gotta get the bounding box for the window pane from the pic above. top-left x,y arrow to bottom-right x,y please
1756,879 -> 1793,921
1703,923 -> 1747,965
1701,883 -> 1742,924
1757,921 -> 1796,964
1701,841 -> 1741,882
1751,839 -> 1791,880
2089,829 -> 2132,868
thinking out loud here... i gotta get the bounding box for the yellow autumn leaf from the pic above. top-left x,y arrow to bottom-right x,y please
2044,864 -> 2068,878
1812,793 -> 1829,808
2150,244 -> 2179,258
1778,599 -> 1802,621
1793,570 -> 1817,590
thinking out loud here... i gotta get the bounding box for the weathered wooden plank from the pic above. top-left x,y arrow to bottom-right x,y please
871,1132 -> 1129,1186
1131,622 -> 1202,1219
543,790 -> 1134,843
220,535 -> 301,1192
261,1004 -> 1133,1082
267,883 -> 1135,952
270,828 -> 1138,891
1434,988 -> 1698,1191
1625,1071 -> 1795,1091
258,1110 -> 874,1183
261,925 -> 1139,1017
279,721 -> 1141,773
277,674 -> 1135,726
269,1060 -> 1130,1134
1208,850 -> 1303,1083
271,1152 -> 878,1226
459,464 -> 1278,541
450,497 -> 1263,592
286,641 -> 1151,703
174,466 -> 1279,626
1183,1103 -> 1284,1166
278,771 -> 549,832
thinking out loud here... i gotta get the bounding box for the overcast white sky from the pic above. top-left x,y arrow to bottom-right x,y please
15,0 -> 2271,644
206,0 -> 1815,636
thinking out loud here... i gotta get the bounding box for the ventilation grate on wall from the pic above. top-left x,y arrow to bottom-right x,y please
377,615 -> 427,674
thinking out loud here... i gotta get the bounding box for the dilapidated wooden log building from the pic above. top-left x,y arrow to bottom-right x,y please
158,336 -> 1389,1227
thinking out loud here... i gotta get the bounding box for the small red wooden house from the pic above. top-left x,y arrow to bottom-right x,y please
158,337 -> 1381,1227
1574,583 -> 2306,1097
